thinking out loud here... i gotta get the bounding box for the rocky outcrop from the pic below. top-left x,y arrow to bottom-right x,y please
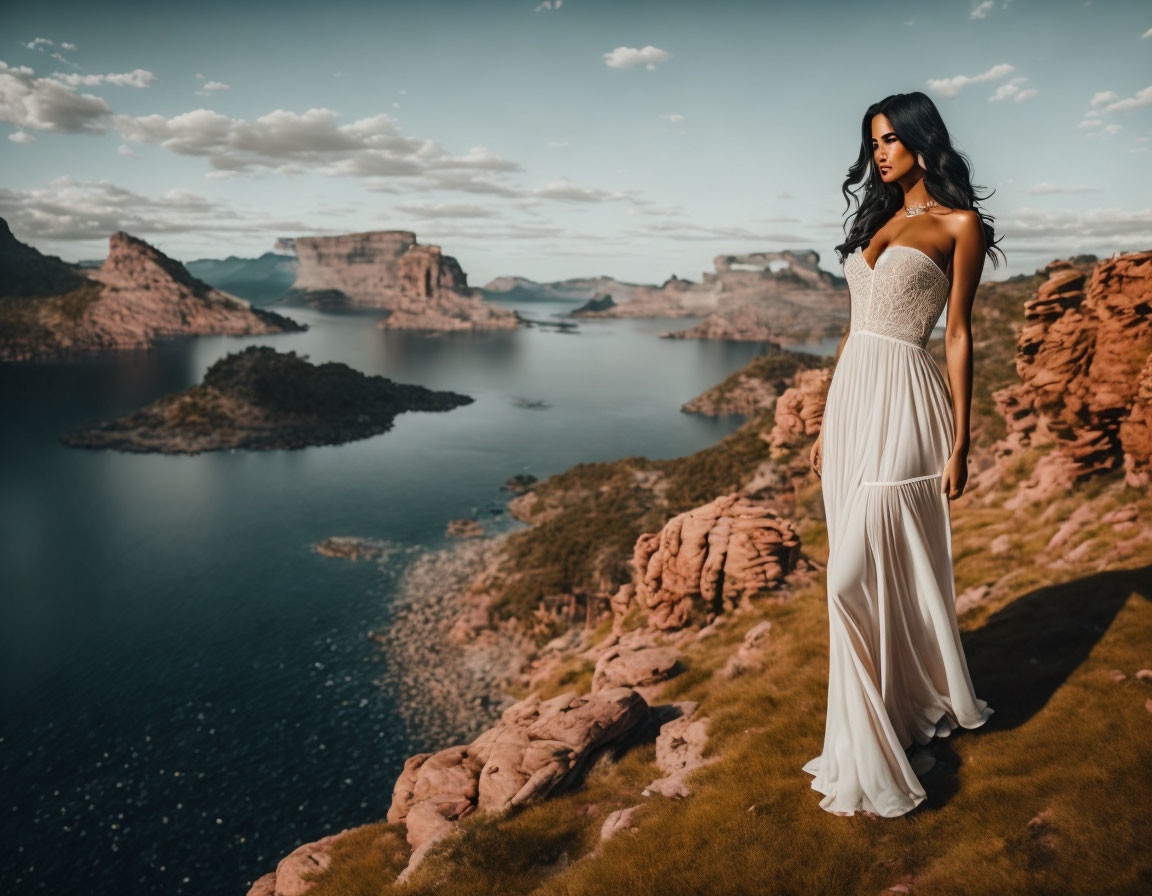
0,223 -> 303,362
571,294 -> 617,315
386,687 -> 650,882
989,251 -> 1152,489
247,825 -> 407,896
279,230 -> 520,330
641,700 -> 715,799
571,249 -> 848,345
626,494 -> 802,631
58,345 -> 473,453
761,367 -> 833,456
681,351 -> 826,419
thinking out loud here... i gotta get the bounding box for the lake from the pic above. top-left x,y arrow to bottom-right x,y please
0,297 -> 839,894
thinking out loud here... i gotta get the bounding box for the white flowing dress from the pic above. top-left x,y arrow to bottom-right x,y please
801,244 -> 995,818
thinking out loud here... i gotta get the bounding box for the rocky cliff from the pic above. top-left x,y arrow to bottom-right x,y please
572,249 -> 849,346
987,251 -> 1152,491
0,221 -> 304,362
279,230 -> 520,330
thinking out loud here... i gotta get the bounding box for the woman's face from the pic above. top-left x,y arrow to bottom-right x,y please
870,113 -> 916,184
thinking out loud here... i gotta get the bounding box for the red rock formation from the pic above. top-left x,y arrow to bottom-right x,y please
1,225 -> 301,361
629,493 -> 801,630
762,367 -> 833,455
991,251 -> 1152,487
283,229 -> 520,330
385,686 -> 649,881
86,232 -> 303,343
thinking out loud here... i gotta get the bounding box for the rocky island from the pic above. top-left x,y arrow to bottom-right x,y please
58,345 -> 473,454
277,230 -> 521,331
0,219 -> 304,362
247,250 -> 1152,896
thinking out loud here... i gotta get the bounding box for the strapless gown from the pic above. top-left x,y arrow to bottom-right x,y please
801,244 -> 994,818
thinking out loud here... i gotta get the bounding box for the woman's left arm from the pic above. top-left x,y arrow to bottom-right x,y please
941,211 -> 986,498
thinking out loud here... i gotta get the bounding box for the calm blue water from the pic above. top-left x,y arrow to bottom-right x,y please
0,298 -> 838,894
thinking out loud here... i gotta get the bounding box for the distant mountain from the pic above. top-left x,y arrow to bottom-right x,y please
481,274 -> 648,303
185,252 -> 298,303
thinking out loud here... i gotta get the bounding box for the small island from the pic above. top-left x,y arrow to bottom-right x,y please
59,345 -> 474,454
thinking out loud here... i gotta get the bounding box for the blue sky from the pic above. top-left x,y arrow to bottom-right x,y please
1,0 -> 1149,283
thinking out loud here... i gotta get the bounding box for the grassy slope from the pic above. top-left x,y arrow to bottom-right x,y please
297,269 -> 1152,896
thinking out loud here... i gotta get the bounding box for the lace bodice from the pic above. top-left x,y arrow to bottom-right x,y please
843,245 -> 950,348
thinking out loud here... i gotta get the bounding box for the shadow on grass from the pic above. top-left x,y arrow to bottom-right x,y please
924,561 -> 1152,811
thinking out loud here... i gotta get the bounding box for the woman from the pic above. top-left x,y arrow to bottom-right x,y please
802,91 -> 1002,818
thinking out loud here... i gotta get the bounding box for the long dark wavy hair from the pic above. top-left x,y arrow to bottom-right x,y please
834,91 -> 1004,268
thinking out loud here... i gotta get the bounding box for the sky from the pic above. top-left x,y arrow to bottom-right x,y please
1,0 -> 1150,284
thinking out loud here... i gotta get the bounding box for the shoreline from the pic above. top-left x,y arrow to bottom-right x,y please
366,527 -> 539,752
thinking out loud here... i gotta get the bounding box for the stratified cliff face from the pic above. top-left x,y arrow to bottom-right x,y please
0,223 -> 304,362
281,230 -> 520,330
991,250 -> 1152,489
573,249 -> 850,346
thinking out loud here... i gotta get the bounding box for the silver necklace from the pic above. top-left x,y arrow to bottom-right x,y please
904,198 -> 937,218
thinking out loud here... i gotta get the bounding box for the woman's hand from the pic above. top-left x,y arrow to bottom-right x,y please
941,447 -> 968,500
810,431 -> 823,479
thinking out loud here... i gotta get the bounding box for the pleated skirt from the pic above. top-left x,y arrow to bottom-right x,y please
802,329 -> 994,817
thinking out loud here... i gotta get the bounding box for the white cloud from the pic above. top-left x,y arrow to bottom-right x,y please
1001,206 -> 1152,254
989,77 -> 1037,103
971,1 -> 995,19
1029,183 -> 1098,194
0,176 -> 308,243
197,81 -> 229,93
531,177 -> 628,202
1090,90 -> 1118,107
0,60 -> 112,134
24,38 -> 55,51
117,143 -> 140,158
393,202 -> 496,218
50,69 -> 155,88
603,46 -> 670,71
1,60 -> 637,210
1096,85 -> 1152,113
8,129 -> 35,144
534,0 -> 563,10
113,106 -> 520,179
1077,118 -> 1102,129
660,112 -> 685,123
1104,123 -> 1123,135
61,42 -> 77,52
926,63 -> 1014,98
1142,27 -> 1152,39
